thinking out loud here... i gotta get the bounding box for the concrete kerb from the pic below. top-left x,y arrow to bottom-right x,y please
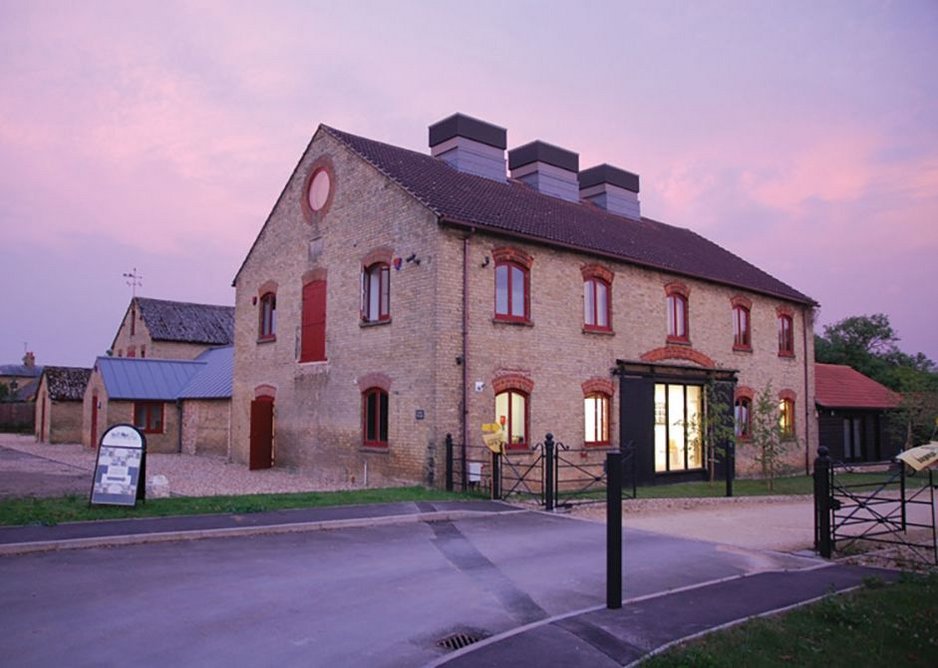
0,508 -> 528,556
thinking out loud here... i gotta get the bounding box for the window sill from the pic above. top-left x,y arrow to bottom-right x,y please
584,442 -> 613,448
778,351 -> 796,359
360,318 -> 392,328
257,336 -> 277,344
297,359 -> 329,367
583,327 -> 614,336
492,318 -> 534,327
732,344 -> 752,353
360,445 -> 389,453
666,337 -> 691,346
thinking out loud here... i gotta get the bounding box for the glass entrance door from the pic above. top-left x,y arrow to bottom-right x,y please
654,383 -> 703,472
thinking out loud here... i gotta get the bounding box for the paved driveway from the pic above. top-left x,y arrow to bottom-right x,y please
0,510 -> 818,667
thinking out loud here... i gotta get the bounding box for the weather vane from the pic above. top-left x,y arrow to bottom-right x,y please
123,267 -> 143,298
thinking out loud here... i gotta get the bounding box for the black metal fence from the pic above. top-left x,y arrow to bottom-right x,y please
444,432 -> 637,509
814,445 -> 937,565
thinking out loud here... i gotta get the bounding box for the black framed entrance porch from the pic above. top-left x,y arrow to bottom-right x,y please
616,360 -> 737,487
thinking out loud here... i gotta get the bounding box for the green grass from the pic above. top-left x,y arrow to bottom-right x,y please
644,572 -> 938,667
0,486 -> 478,527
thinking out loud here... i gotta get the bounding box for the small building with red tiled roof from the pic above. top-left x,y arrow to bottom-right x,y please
816,363 -> 902,462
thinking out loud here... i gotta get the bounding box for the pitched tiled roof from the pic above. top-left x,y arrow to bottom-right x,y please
321,125 -> 815,305
136,298 -> 234,345
42,366 -> 91,401
180,347 -> 233,399
815,363 -> 901,409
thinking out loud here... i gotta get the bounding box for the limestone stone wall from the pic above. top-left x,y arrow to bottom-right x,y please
181,399 -> 230,457
231,130 -> 815,486
231,131 -> 443,485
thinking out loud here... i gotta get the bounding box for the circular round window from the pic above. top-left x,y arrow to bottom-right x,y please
308,169 -> 331,212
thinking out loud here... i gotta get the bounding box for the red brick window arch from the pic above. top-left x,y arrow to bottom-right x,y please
665,282 -> 690,343
731,296 -> 752,351
493,372 -> 533,450
582,264 -> 614,332
492,246 -> 533,323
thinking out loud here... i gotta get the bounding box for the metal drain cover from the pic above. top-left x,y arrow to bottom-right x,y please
437,631 -> 485,651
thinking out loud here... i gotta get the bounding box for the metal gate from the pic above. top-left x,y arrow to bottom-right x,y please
814,446 -> 937,565
444,433 -> 637,509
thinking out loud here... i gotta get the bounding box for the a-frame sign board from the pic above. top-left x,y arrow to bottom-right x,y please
89,424 -> 147,507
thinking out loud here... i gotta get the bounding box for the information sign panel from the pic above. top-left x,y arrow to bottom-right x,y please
90,424 -> 147,507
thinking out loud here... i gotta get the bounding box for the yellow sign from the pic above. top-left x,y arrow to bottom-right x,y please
896,442 -> 938,472
481,422 -> 506,453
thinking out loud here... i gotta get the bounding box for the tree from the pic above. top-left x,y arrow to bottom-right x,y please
746,384 -> 795,491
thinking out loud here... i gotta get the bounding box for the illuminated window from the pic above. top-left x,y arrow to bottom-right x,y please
584,393 -> 610,445
495,389 -> 528,449
654,383 -> 703,472
361,263 -> 390,322
779,397 -> 795,438
584,278 -> 611,331
134,402 -> 164,434
778,314 -> 794,356
362,387 -> 388,447
258,292 -> 276,341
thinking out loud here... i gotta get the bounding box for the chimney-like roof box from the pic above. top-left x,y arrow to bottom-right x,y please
579,163 -> 641,220
509,140 -> 580,202
429,113 -> 507,182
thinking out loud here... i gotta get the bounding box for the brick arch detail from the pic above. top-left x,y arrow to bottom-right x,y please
731,295 -> 752,310
492,246 -> 533,269
358,372 -> 392,392
301,267 -> 327,285
580,263 -> 614,284
362,246 -> 394,268
492,372 -> 534,395
735,385 -> 754,400
664,281 -> 690,298
257,280 -> 278,297
640,346 -> 716,368
581,377 -> 614,397
776,304 -> 795,318
254,384 -> 277,399
778,388 -> 797,402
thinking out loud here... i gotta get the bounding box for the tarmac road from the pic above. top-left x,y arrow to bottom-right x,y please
0,509 -> 818,667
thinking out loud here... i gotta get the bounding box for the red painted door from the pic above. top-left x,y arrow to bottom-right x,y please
90,393 -> 98,448
300,280 -> 326,362
249,397 -> 274,470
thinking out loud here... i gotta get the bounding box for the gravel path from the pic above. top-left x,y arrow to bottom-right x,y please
0,434 -> 362,497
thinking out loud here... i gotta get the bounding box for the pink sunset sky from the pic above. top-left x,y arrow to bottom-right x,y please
2,1 -> 937,368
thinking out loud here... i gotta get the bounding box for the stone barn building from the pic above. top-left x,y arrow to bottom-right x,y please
230,113 -> 817,487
